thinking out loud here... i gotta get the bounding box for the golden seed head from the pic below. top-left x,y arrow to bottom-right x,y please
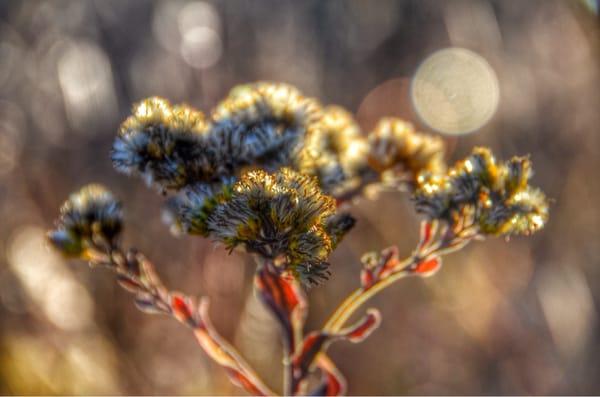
368,118 -> 446,183
414,147 -> 549,236
205,168 -> 354,285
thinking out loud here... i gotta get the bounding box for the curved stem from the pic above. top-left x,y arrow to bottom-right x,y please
324,267 -> 415,333
194,299 -> 276,396
324,228 -> 476,334
322,288 -> 363,332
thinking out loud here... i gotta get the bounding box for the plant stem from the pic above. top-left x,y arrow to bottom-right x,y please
100,247 -> 276,396
283,354 -> 292,396
253,258 -> 304,396
323,262 -> 415,333
324,231 -> 474,333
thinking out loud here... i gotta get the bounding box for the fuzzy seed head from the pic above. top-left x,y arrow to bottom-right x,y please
112,97 -> 212,191
210,82 -> 323,171
48,184 -> 122,256
414,147 -> 549,236
368,118 -> 446,184
206,168 -> 354,285
297,106 -> 371,196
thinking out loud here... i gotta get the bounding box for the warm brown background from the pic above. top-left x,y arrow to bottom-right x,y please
0,0 -> 599,394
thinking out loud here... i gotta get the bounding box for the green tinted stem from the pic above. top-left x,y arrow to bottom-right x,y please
323,262 -> 415,333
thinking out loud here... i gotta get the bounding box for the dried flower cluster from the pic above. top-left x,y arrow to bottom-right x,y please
110,82 -> 462,284
111,83 -> 322,192
112,82 -> 447,198
47,81 -> 549,396
414,147 -> 548,236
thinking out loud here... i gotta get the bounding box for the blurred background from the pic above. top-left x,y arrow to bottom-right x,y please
0,0 -> 599,394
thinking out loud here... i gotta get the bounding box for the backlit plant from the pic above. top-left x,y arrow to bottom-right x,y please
47,82 -> 549,395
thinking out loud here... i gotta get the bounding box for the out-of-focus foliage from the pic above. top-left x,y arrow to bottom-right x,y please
0,0 -> 598,395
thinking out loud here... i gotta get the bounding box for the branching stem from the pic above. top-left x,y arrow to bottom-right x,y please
93,246 -> 275,396
324,232 -> 474,334
324,265 -> 414,333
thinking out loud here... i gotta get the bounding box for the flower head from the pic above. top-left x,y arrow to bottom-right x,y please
297,106 -> 371,196
112,97 -> 213,191
414,147 -> 549,236
209,82 -> 323,171
48,184 -> 122,256
368,118 -> 446,185
204,168 -> 354,285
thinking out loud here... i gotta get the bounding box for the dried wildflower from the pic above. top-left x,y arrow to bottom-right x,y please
112,97 -> 213,191
112,85 -> 374,199
206,168 -> 354,284
414,147 -> 549,236
210,82 -> 323,171
368,118 -> 446,185
46,80 -> 553,397
48,184 -> 122,256
297,106 -> 371,195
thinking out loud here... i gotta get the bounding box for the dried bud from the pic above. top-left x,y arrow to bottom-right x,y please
112,97 -> 212,190
48,184 -> 122,256
368,118 -> 446,184
503,155 -> 532,195
210,82 -> 323,171
297,106 -> 371,196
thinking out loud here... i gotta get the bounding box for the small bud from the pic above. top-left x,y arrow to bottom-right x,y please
413,257 -> 442,277
48,184 -> 123,256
